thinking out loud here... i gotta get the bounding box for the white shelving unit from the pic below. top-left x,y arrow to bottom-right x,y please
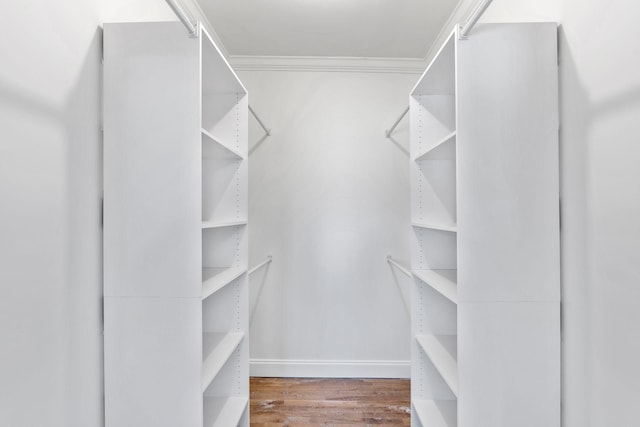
200,23 -> 249,427
409,23 -> 560,427
104,21 -> 249,427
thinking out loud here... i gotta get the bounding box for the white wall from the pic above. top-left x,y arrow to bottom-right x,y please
0,1 -> 207,426
438,0 -> 640,426
239,68 -> 416,377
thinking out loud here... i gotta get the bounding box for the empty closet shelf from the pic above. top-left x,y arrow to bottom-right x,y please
413,269 -> 457,304
412,221 -> 457,232
412,399 -> 457,427
416,334 -> 458,397
202,220 -> 247,229
202,267 -> 246,300
202,332 -> 244,392
414,131 -> 456,161
201,129 -> 244,160
204,397 -> 248,427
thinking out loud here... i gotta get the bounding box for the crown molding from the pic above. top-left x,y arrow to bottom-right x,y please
229,55 -> 427,74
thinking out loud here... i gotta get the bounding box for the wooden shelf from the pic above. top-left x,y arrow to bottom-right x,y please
202,128 -> 244,160
412,221 -> 457,233
202,220 -> 247,229
202,267 -> 246,300
202,332 -> 244,392
412,399 -> 456,427
413,270 -> 457,304
204,397 -> 248,427
416,334 -> 458,397
414,131 -> 456,162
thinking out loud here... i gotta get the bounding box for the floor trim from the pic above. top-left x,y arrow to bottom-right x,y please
250,358 -> 410,379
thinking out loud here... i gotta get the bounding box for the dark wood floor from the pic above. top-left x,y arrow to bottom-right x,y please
250,377 -> 411,426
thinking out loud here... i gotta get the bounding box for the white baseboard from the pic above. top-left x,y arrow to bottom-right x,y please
250,359 -> 410,379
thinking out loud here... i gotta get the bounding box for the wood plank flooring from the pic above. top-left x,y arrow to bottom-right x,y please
250,377 -> 411,426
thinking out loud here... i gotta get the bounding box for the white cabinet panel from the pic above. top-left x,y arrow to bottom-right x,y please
457,23 -> 560,303
458,301 -> 560,427
103,22 -> 201,298
104,297 -> 202,427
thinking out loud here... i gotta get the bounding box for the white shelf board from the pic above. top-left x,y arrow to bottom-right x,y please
202,267 -> 246,300
201,26 -> 247,95
201,129 -> 244,160
414,131 -> 456,162
413,269 -> 457,304
412,221 -> 457,233
204,396 -> 248,427
416,334 -> 458,397
202,332 -> 244,392
413,399 -> 457,427
202,220 -> 247,229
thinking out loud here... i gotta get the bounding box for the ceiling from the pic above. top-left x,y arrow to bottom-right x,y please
197,0 -> 461,59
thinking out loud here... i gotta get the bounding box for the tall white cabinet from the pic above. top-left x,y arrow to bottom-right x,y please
409,23 -> 560,427
104,22 -> 249,427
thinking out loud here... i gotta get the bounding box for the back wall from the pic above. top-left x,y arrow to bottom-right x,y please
238,65 -> 417,377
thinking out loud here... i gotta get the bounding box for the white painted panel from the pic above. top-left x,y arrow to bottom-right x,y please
202,94 -> 248,152
411,33 -> 456,95
458,302 -> 560,427
410,227 -> 457,270
414,159 -> 457,227
202,157 -> 244,223
457,23 -> 560,302
104,297 -> 202,427
411,277 -> 457,401
412,279 -> 457,336
103,22 -> 201,298
202,225 -> 248,268
203,279 -> 246,333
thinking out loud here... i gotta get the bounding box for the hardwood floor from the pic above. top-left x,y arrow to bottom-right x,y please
250,377 -> 411,426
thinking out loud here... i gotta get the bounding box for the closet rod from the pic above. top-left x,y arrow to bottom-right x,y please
459,0 -> 495,38
248,255 -> 273,276
164,0 -> 197,37
249,105 -> 271,137
387,255 -> 412,278
385,106 -> 409,138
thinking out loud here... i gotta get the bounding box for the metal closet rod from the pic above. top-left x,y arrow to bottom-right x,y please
248,255 -> 273,276
164,0 -> 197,37
459,0 -> 495,38
387,255 -> 412,278
164,1 -> 272,138
385,106 -> 409,138
249,105 -> 271,137
384,0 -> 494,138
